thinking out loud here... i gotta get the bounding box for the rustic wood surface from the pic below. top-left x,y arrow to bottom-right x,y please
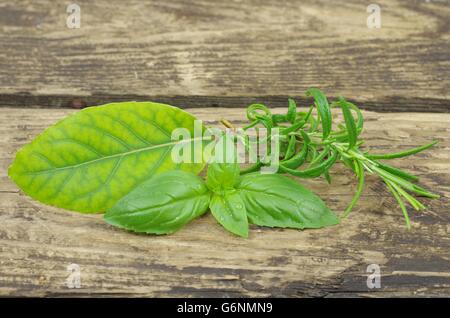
0,107 -> 449,297
0,0 -> 449,111
1,0 -> 449,298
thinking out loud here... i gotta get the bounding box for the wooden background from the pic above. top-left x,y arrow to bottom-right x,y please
0,0 -> 449,297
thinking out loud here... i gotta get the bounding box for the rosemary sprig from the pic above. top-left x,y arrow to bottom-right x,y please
239,89 -> 439,228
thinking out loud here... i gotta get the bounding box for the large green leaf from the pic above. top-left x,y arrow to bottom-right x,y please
8,102 -> 207,213
237,173 -> 339,229
104,171 -> 210,234
209,191 -> 248,237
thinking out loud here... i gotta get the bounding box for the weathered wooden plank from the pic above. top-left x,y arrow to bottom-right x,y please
0,0 -> 449,111
0,107 -> 449,297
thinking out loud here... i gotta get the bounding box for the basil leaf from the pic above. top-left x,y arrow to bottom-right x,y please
104,171 -> 210,234
206,163 -> 240,193
209,191 -> 248,237
8,102 -> 207,213
306,88 -> 332,139
237,173 -> 339,229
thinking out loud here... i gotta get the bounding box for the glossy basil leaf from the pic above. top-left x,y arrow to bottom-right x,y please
237,173 -> 339,229
104,171 -> 210,234
8,102 -> 208,213
306,88 -> 332,139
206,162 -> 240,193
209,191 -> 248,237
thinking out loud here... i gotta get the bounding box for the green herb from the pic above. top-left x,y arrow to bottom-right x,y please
105,170 -> 210,234
8,102 -> 208,213
238,173 -> 339,229
104,163 -> 339,237
8,88 -> 440,236
209,190 -> 249,237
206,162 -> 240,193
237,89 -> 439,229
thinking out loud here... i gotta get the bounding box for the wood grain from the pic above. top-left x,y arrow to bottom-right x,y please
1,107 -> 449,297
0,0 -> 449,111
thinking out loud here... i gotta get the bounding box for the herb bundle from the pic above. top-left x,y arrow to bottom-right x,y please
8,89 -> 439,237
236,88 -> 439,229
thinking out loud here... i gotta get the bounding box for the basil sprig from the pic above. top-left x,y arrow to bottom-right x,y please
105,163 -> 339,237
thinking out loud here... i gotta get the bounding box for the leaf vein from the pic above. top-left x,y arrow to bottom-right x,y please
101,113 -> 152,146
24,137 -> 205,176
74,156 -> 123,203
75,122 -> 131,151
52,138 -> 103,157
125,110 -> 171,138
